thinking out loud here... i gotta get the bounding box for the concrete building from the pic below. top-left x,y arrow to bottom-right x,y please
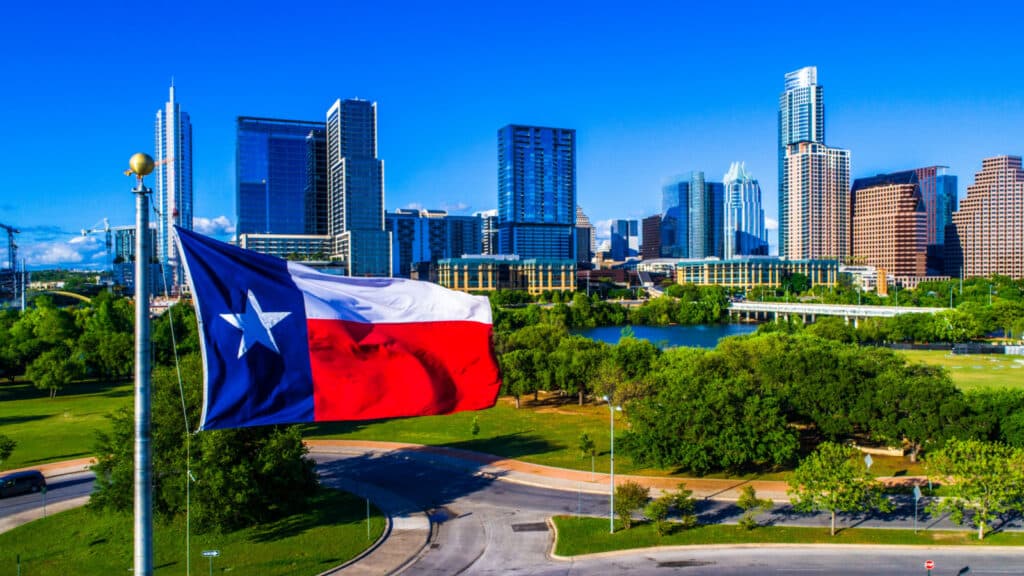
676,257 -> 839,289
641,215 -> 662,260
947,156 -> 1024,278
781,141 -> 850,260
851,172 -> 927,277
437,255 -> 576,294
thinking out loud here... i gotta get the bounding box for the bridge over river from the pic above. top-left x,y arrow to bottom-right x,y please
729,301 -> 947,326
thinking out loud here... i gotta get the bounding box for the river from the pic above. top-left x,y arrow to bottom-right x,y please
573,323 -> 758,349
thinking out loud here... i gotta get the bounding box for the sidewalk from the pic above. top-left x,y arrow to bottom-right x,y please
310,439 -> 788,502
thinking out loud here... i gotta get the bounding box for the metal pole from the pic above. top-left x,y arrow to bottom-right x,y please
609,402 -> 615,534
366,498 -> 370,539
208,556 -> 213,576
134,176 -> 153,576
914,498 -> 918,533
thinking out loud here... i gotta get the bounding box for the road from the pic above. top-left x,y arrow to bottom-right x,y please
0,470 -> 94,533
4,450 -> 1024,575
312,448 -> 1024,575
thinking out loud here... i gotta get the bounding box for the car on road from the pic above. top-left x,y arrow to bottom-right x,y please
0,470 -> 46,497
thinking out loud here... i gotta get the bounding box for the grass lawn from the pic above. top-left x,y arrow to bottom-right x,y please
306,394 -> 674,476
0,489 -> 385,575
551,516 -> 1024,556
898,350 -> 1024,392
0,379 -> 132,470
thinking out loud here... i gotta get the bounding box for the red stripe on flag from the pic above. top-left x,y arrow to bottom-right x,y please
306,319 -> 501,421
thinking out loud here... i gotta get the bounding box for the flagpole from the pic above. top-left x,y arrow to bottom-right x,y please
129,153 -> 155,576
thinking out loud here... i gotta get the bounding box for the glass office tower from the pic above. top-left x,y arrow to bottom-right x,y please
327,98 -> 390,276
154,83 -> 193,293
723,161 -> 768,259
497,125 -> 576,259
236,117 -> 326,235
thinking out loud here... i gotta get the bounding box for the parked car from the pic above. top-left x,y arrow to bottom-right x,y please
0,470 -> 46,498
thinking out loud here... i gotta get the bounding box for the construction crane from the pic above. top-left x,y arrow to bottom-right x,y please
81,218 -> 113,285
0,222 -> 19,301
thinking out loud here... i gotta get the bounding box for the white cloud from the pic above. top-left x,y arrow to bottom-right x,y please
441,201 -> 470,213
593,219 -> 612,241
403,202 -> 425,211
25,241 -> 87,266
193,215 -> 235,236
765,217 -> 779,231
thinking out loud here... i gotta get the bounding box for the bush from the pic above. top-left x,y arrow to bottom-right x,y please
614,480 -> 649,530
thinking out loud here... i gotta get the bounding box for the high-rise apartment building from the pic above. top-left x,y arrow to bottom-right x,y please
914,166 -> 958,273
851,171 -> 927,277
778,67 -> 850,261
476,209 -> 499,255
327,99 -> 390,276
947,156 -> 1024,278
154,83 -> 193,292
722,162 -> 768,259
497,125 -> 576,259
113,225 -> 159,295
782,142 -> 851,260
236,117 -> 326,236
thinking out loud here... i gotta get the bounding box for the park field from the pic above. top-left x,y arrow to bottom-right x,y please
0,488 -> 385,575
897,350 -> 1024,392
0,380 -> 132,470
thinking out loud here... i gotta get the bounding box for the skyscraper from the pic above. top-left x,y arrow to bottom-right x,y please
327,98 -> 390,276
914,166 -> 958,274
722,162 -> 768,259
662,171 -> 723,259
385,209 -> 483,278
236,117 -> 326,235
610,219 -> 638,261
155,83 -> 193,292
497,125 -> 576,259
851,171 -> 927,277
947,156 -> 1024,279
641,215 -> 662,260
778,67 -> 850,261
782,142 -> 851,260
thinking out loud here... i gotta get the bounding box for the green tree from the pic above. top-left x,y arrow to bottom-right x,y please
865,364 -> 969,462
0,434 -> 15,468
736,485 -> 773,530
25,345 -> 84,398
926,439 -> 1024,540
614,480 -> 649,530
470,416 -> 480,437
578,431 -> 596,477
622,346 -> 798,474
91,354 -> 318,532
787,442 -> 893,536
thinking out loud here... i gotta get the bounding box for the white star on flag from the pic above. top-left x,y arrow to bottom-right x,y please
220,290 -> 291,359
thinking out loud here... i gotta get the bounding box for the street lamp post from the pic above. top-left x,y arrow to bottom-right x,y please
602,395 -> 622,533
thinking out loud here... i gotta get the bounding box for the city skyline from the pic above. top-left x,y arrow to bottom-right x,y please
3,1 -> 1024,269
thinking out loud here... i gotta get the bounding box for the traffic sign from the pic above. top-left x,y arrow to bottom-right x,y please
924,559 -> 935,570
202,550 -> 220,558
864,454 -> 874,470
913,485 -> 922,501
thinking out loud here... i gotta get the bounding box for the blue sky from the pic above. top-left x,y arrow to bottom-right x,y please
2,0 -> 1023,269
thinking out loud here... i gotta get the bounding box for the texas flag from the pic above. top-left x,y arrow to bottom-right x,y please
174,227 -> 501,430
